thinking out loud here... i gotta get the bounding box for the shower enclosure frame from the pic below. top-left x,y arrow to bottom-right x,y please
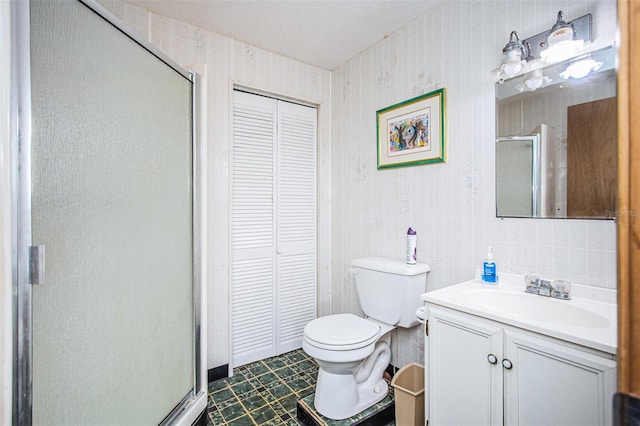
10,0 -> 206,424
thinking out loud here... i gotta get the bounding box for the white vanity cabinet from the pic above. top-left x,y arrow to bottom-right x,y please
427,306 -> 504,426
426,305 -> 617,426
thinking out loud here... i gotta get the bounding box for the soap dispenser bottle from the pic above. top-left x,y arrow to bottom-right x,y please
482,246 -> 497,284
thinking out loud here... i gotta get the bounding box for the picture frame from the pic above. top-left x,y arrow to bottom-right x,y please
376,88 -> 446,169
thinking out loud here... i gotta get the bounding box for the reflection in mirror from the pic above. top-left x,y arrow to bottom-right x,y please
495,45 -> 616,219
497,125 -> 556,217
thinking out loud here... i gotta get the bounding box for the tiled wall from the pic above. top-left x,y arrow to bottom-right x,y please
331,0 -> 618,367
97,0 -> 332,371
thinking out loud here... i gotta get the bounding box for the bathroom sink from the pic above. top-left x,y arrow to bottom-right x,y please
452,289 -> 610,328
421,272 -> 617,354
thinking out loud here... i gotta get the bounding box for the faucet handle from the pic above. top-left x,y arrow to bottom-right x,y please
552,280 -> 572,300
525,274 -> 540,294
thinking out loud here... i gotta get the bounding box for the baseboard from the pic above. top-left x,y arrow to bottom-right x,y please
208,364 -> 229,383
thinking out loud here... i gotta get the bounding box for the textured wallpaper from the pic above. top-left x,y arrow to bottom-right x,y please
331,0 -> 618,366
99,0 -> 617,369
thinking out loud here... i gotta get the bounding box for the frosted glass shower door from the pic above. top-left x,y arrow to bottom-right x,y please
25,0 -> 196,424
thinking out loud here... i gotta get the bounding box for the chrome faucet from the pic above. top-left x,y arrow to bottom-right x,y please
538,279 -> 554,297
525,275 -> 571,300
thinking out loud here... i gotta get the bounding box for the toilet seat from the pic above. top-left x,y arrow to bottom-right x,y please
303,313 -> 381,351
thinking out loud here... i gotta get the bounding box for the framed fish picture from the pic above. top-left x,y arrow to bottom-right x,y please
376,88 -> 446,169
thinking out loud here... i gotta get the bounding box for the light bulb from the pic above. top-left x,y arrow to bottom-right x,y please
540,40 -> 585,63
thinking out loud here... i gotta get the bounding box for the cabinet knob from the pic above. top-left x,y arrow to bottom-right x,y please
502,359 -> 513,369
487,354 -> 498,364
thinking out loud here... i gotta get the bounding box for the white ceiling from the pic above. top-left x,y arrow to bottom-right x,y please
123,0 -> 433,70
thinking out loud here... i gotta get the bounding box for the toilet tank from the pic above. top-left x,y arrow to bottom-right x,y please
351,257 -> 430,328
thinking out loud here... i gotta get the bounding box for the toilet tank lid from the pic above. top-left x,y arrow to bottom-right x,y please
351,257 -> 430,276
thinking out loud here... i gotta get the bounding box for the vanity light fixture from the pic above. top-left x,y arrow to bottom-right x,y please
516,69 -> 551,92
540,11 -> 586,63
493,11 -> 592,82
559,56 -> 603,79
499,31 -> 529,78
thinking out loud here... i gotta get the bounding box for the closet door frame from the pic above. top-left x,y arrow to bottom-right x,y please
229,86 -> 318,370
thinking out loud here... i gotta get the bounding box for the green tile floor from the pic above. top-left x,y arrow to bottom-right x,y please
206,349 -> 318,425
205,349 -> 396,426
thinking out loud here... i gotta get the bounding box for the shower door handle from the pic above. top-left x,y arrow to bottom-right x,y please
29,245 -> 45,285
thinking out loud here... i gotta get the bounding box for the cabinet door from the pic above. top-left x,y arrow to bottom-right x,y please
504,329 -> 617,426
428,307 -> 503,426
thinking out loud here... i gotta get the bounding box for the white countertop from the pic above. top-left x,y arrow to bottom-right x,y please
420,272 -> 617,355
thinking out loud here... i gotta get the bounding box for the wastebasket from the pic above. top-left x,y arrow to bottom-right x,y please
390,362 -> 425,426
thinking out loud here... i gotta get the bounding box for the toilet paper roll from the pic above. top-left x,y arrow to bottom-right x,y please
415,306 -> 426,324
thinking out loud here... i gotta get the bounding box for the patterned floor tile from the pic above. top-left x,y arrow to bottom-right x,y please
249,404 -> 279,424
230,379 -> 254,396
226,414 -> 255,426
273,366 -> 296,379
206,348 -> 395,425
263,357 -> 287,370
219,401 -> 246,423
256,371 -> 280,386
212,387 -> 236,405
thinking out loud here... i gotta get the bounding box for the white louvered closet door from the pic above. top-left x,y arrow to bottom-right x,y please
232,91 -> 317,367
276,100 -> 317,354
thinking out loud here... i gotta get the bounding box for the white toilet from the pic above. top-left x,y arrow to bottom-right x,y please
302,257 -> 430,420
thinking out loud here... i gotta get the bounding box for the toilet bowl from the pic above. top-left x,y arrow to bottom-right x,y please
303,257 -> 430,420
303,313 -> 394,420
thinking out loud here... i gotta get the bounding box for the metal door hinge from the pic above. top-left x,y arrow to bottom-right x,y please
425,320 -> 429,336
29,245 -> 45,285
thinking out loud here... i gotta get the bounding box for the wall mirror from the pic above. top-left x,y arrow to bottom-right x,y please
495,45 -> 617,219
